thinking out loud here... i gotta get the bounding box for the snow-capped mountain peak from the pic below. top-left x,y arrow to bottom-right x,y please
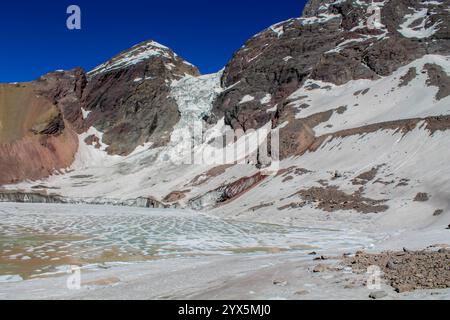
88,40 -> 181,77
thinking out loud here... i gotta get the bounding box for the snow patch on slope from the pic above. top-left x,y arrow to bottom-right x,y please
81,107 -> 91,120
73,127 -> 123,170
398,8 -> 441,39
290,55 -> 450,135
239,95 -> 255,104
269,24 -> 285,37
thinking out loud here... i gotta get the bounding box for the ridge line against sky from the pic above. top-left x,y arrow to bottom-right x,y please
0,0 -> 307,82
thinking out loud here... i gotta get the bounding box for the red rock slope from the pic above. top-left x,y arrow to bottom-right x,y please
0,84 -> 78,185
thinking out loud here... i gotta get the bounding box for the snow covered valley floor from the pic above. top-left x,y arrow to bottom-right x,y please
0,202 -> 448,300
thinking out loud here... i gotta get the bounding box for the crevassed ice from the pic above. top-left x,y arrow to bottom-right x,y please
164,72 -> 223,163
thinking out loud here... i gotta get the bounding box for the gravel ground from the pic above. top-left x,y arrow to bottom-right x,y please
343,248 -> 450,293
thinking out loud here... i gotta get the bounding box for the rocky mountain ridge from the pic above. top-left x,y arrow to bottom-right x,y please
212,0 -> 450,156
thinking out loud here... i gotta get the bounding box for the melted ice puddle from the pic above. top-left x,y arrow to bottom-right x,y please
0,203 -> 371,280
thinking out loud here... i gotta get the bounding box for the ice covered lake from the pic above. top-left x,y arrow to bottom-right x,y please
0,202 -> 372,282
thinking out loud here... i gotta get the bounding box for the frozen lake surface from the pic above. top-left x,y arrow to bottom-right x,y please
0,203 -> 372,281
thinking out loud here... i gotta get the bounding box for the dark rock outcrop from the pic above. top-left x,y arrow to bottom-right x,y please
294,185 -> 389,214
423,63 -> 450,100
211,15 -> 342,131
33,68 -> 87,133
189,172 -> 267,210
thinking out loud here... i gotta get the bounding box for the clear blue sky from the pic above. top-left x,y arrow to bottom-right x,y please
0,0 -> 308,82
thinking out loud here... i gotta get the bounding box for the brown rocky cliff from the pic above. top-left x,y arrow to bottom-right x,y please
0,84 -> 79,185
